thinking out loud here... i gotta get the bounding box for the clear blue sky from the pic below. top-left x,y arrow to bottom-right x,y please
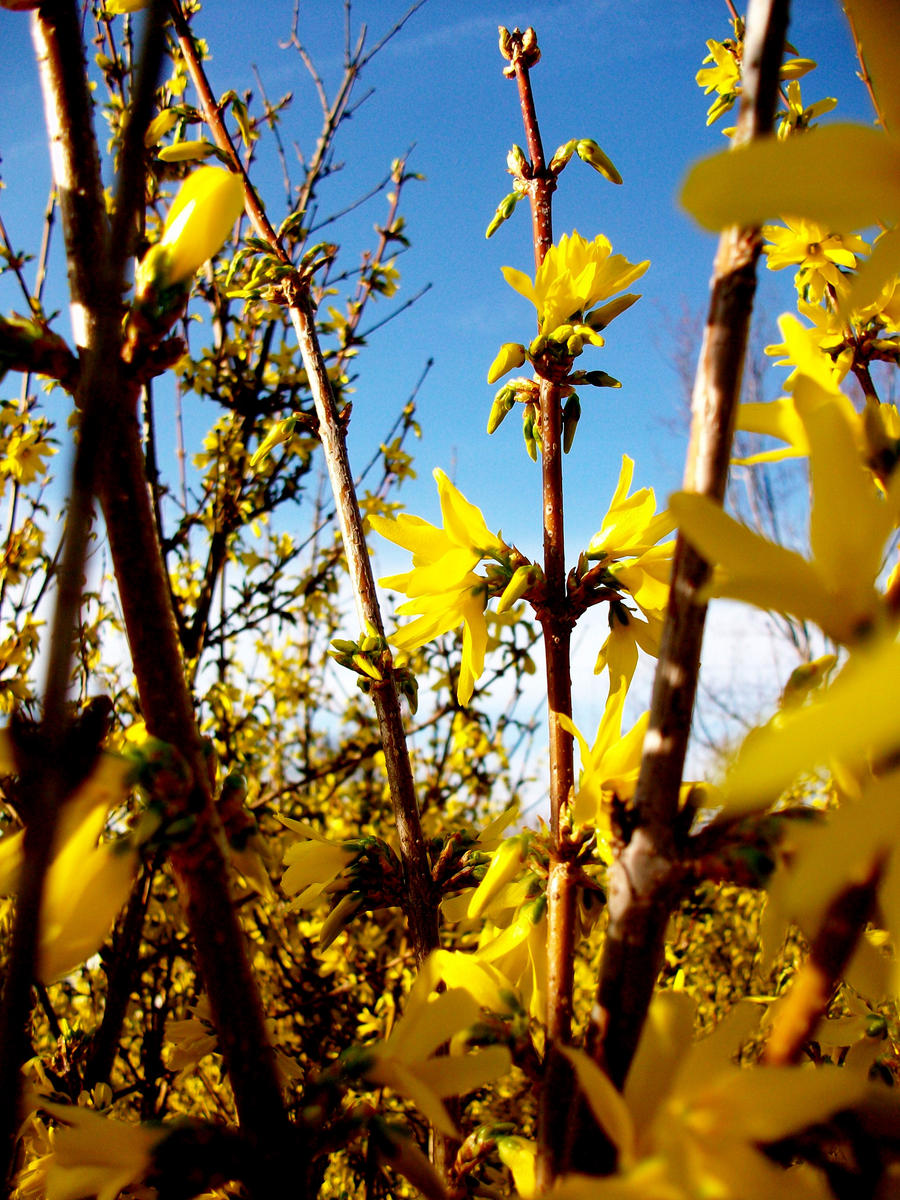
0,0 -> 871,621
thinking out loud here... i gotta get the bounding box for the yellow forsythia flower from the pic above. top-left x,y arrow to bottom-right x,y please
501,230 -> 648,338
40,1102 -> 163,1200
135,167 -> 244,298
0,751 -> 137,982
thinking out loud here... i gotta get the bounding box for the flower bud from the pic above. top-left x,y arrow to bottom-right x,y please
487,342 -> 527,384
582,370 -> 621,388
548,139 -> 577,174
156,139 -> 218,163
144,109 -> 179,148
575,138 -> 622,185
506,144 -> 528,176
496,563 -> 543,613
487,385 -> 516,435
498,26 -> 514,61
135,167 -> 244,299
562,393 -> 581,453
586,293 -> 641,331
485,190 -> 522,238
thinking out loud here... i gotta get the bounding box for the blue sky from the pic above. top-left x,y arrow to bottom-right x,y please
0,1 -> 874,752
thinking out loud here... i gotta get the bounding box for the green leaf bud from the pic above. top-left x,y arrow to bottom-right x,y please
487,342 -> 527,384
485,191 -> 522,238
549,139 -> 577,174
487,385 -> 516,435
575,138 -> 623,184
522,402 -> 540,462
582,371 -> 621,388
562,393 -> 581,453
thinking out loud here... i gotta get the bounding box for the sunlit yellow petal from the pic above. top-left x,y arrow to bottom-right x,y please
670,492 -> 838,634
682,124 -> 900,234
726,634 -> 900,807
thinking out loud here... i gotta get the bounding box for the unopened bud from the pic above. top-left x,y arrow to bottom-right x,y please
582,371 -> 621,388
548,139 -> 577,174
487,385 -> 516,435
562,394 -> 581,453
520,27 -> 540,63
487,341 -> 527,384
485,191 -> 522,238
144,109 -> 179,148
522,402 -> 540,462
135,167 -> 243,298
498,26 -> 514,60
506,144 -> 528,176
576,138 -> 623,185
156,139 -> 218,163
496,563 -> 543,613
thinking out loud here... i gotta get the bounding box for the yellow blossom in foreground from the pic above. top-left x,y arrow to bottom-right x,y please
364,969 -> 511,1136
135,167 -> 244,297
38,1102 -> 163,1200
556,993 -> 863,1200
559,693 -> 648,847
0,749 -> 137,982
501,230 -> 648,338
671,377 -> 900,646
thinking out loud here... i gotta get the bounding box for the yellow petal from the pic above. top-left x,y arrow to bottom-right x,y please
561,1046 -> 636,1167
726,635 -> 900,808
387,987 -> 480,1065
39,843 -> 137,982
682,124 -> 900,234
411,1044 -> 511,1099
670,492 -> 837,633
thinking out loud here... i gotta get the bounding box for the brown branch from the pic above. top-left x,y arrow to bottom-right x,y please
168,0 -> 440,975
763,859 -> 883,1067
0,0 -> 166,1184
573,0 -> 791,1173
13,6 -> 296,1194
503,27 -> 578,1187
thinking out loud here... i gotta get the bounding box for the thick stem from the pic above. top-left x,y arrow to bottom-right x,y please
763,861 -> 882,1067
98,384 -> 295,1162
574,0 -> 791,1171
15,6 -> 294,1191
0,1 -> 128,1182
